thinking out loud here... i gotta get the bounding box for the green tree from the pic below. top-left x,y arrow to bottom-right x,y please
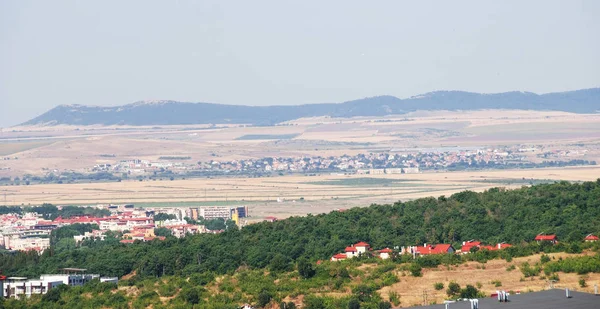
348,298 -> 360,309
298,259 -> 316,279
257,290 -> 272,308
460,285 -> 480,299
269,254 -> 292,273
447,281 -> 461,297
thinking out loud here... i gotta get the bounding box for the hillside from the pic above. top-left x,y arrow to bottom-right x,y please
2,180 -> 599,279
2,180 -> 600,308
21,88 -> 600,126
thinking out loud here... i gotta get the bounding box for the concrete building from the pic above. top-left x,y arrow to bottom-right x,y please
2,269 -> 118,299
199,207 -> 231,220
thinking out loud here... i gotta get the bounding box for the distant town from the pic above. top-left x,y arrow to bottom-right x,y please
1,145 -> 594,186
0,204 -> 251,253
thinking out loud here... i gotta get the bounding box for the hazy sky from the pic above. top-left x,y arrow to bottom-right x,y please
1,1 -> 599,127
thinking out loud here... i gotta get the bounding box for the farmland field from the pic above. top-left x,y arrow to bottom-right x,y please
2,165 -> 599,220
1,110 -> 600,219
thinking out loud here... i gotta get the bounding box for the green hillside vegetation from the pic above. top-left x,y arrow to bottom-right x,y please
1,180 -> 600,308
3,247 -> 599,309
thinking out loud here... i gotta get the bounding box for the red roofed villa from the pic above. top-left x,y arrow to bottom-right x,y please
535,234 -> 558,244
379,248 -> 393,260
584,234 -> 599,242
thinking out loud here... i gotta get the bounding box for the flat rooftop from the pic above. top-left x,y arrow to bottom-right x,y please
406,289 -> 599,309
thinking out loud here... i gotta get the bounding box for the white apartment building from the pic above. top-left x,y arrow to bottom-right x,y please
2,271 -> 118,299
199,207 -> 231,220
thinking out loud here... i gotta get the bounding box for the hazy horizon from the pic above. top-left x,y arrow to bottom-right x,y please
2,0 -> 599,127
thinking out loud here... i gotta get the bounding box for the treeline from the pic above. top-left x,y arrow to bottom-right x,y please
0,204 -> 110,220
445,159 -> 596,171
1,180 -> 600,280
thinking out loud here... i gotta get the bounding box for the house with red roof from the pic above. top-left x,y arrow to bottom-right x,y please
409,243 -> 455,256
379,248 -> 393,260
345,246 -> 358,258
534,234 -> 558,244
584,234 -> 599,242
460,240 -> 481,254
461,240 -> 512,253
354,241 -> 370,254
331,253 -> 347,261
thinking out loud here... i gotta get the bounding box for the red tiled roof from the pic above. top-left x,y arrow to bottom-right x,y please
584,234 -> 599,241
461,241 -> 481,252
535,234 -> 557,241
379,248 -> 393,253
354,241 -> 370,247
120,239 -> 135,244
430,244 -> 453,254
345,246 -> 357,252
497,243 -> 512,249
332,253 -> 347,259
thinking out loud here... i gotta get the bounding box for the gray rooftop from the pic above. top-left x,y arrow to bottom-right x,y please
406,289 -> 599,309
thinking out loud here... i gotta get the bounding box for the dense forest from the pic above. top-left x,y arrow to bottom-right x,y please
1,180 -> 599,280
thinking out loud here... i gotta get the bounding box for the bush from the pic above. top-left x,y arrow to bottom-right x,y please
189,272 -> 215,286
158,283 -> 177,297
298,259 -> 316,279
353,284 -> 375,302
520,262 -> 541,277
579,278 -> 587,288
548,273 -> 560,282
388,291 -> 401,306
506,265 -> 516,272
447,281 -> 461,297
459,285 -> 480,299
378,301 -> 392,309
257,290 -> 272,308
348,298 -> 360,309
179,288 -> 200,304
409,263 -> 422,277
540,254 -> 551,264
433,282 -> 444,290
491,280 -> 502,287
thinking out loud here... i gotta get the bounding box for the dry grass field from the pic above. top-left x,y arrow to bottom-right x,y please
2,165 -> 599,219
1,110 -> 600,176
1,110 -> 600,218
376,252 -> 600,307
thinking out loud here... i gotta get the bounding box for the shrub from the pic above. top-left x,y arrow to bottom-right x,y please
179,288 -> 200,304
579,278 -> 587,288
348,298 -> 360,309
476,282 -> 482,289
459,285 -> 480,299
433,282 -> 444,290
491,280 -> 502,287
378,301 -> 392,309
548,273 -> 560,282
298,259 -> 316,279
353,284 -> 375,302
506,265 -> 516,272
257,290 -> 272,308
409,263 -> 422,277
388,291 -> 400,306
520,262 -> 541,277
158,283 -> 177,297
540,254 -> 551,264
447,281 -> 461,297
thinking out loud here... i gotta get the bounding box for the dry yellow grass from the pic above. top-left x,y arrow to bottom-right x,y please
379,252 -> 600,307
2,165 -> 599,219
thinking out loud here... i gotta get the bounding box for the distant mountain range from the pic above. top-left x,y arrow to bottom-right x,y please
21,88 -> 600,126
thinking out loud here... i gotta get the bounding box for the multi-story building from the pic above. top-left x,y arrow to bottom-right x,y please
199,207 -> 231,220
2,269 -> 118,299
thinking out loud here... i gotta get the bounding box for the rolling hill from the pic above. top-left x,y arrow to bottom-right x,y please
21,88 -> 600,126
